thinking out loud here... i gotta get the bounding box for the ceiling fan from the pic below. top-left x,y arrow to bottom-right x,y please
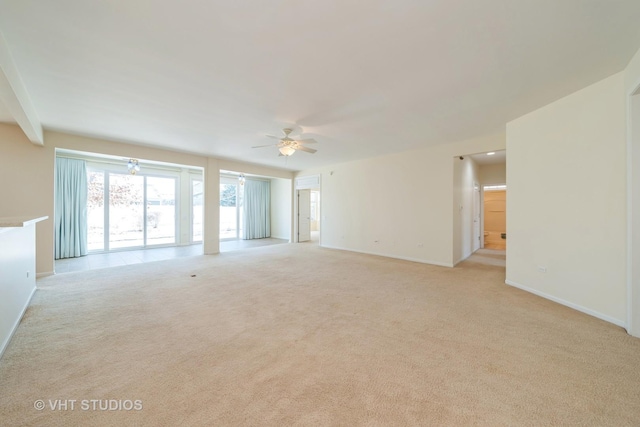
252,128 -> 317,156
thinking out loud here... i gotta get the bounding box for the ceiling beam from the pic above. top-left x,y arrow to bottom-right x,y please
0,30 -> 43,145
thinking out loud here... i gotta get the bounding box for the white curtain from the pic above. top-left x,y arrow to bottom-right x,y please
55,157 -> 88,259
243,179 -> 270,240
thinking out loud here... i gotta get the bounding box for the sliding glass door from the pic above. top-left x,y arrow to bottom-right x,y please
146,176 -> 176,246
87,171 -> 105,251
109,173 -> 145,249
192,178 -> 203,242
87,169 -> 177,252
220,176 -> 243,240
220,182 -> 238,240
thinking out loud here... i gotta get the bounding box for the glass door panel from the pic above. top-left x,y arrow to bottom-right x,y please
87,170 -> 105,251
220,183 -> 238,239
192,179 -> 203,242
109,173 -> 144,249
146,176 -> 176,245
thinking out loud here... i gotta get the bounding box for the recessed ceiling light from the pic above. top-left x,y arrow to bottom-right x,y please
486,152 -> 495,156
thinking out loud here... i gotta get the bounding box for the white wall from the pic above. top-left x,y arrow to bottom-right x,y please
270,178 -> 292,240
0,225 -> 37,357
479,163 -> 506,185
625,46 -> 640,335
296,133 -> 505,267
506,72 -> 627,326
453,156 -> 480,264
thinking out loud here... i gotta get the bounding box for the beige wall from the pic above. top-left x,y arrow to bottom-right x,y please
297,133 -> 505,267
0,126 -> 292,274
506,72 -> 627,326
0,124 -> 54,274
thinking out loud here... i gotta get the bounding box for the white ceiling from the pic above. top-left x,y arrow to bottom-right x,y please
469,150 -> 506,166
1,1 -> 640,171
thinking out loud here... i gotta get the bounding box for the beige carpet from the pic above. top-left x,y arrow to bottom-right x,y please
465,248 -> 507,268
1,244 -> 640,426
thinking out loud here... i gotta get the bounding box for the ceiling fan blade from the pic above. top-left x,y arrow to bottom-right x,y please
265,134 -> 280,139
251,144 -> 277,148
295,145 -> 317,154
294,138 -> 317,144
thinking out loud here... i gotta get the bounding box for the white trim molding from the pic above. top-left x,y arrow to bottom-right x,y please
295,175 -> 320,190
506,279 -> 626,328
320,244 -> 454,268
37,271 -> 54,278
626,81 -> 640,337
0,286 -> 36,359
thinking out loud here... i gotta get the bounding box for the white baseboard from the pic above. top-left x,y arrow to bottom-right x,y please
320,244 -> 454,268
453,254 -> 469,267
0,286 -> 37,360
505,279 -> 626,328
453,250 -> 476,266
37,271 -> 54,278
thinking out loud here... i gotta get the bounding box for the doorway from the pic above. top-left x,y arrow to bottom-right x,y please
295,175 -> 321,244
297,188 -> 321,243
483,185 -> 506,250
297,189 -> 311,242
310,190 -> 320,243
473,182 -> 481,252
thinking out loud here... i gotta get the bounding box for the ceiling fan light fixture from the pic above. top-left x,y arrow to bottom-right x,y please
279,146 -> 296,156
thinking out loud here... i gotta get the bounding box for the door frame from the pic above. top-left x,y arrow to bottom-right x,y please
297,189 -> 311,242
189,174 -> 204,244
627,81 -> 640,337
473,181 -> 481,252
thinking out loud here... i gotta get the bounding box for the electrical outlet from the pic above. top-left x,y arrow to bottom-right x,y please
417,243 -> 424,247
537,266 -> 547,273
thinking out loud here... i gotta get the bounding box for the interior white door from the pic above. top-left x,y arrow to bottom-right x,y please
298,189 -> 311,242
473,182 -> 481,251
